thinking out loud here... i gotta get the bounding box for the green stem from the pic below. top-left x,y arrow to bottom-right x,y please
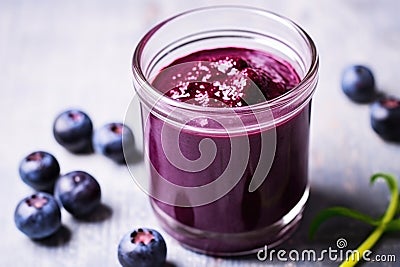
340,173 -> 398,267
340,224 -> 385,267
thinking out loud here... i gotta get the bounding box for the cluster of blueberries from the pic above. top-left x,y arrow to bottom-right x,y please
342,65 -> 400,142
14,109 -> 167,267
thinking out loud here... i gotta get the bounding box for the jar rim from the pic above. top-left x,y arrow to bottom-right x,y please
132,5 -> 319,116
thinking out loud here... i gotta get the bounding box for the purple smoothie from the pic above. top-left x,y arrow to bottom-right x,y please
146,47 -> 310,254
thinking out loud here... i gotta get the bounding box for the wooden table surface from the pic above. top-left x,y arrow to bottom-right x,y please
1,0 -> 400,266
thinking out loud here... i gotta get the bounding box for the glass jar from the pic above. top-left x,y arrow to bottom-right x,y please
131,6 -> 318,255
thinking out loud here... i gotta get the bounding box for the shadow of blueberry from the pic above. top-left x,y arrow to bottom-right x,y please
73,203 -> 113,223
124,146 -> 143,166
164,261 -> 178,267
34,225 -> 71,247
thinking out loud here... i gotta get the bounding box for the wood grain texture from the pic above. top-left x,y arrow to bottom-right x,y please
1,0 -> 400,266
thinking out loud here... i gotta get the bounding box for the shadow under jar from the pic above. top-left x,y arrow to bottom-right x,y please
132,6 -> 319,256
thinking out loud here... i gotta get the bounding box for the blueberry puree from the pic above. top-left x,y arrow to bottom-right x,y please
147,47 -> 310,254
152,48 -> 300,107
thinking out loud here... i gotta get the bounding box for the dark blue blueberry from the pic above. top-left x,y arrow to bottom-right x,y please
19,151 -> 60,191
53,109 -> 93,153
341,65 -> 377,103
54,171 -> 101,217
118,228 -> 167,267
370,96 -> 400,142
14,192 -> 61,239
93,123 -> 134,164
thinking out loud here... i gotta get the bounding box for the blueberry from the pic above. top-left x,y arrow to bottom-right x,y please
53,109 -> 93,153
19,151 -> 60,191
54,171 -> 101,217
14,192 -> 61,239
370,96 -> 400,142
118,228 -> 167,267
93,123 -> 134,164
341,65 -> 377,103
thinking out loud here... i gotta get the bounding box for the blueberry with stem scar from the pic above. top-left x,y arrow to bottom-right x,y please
55,171 -> 101,217
53,109 -> 94,153
19,151 -> 60,191
93,123 -> 134,164
118,228 -> 167,267
14,192 -> 61,239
